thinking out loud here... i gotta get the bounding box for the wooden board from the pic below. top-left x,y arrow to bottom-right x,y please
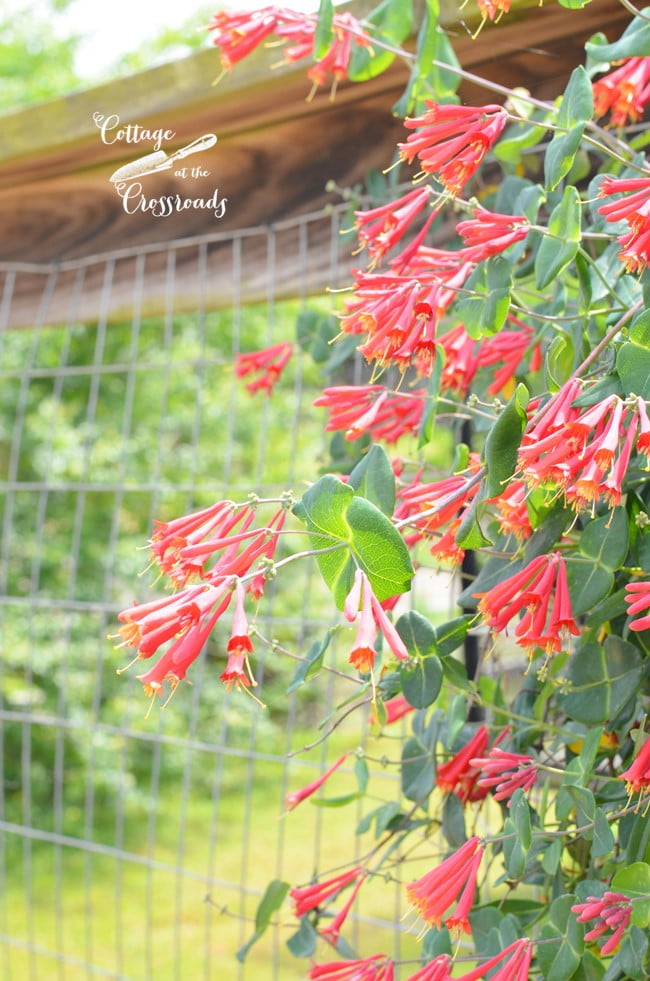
0,0 -> 632,327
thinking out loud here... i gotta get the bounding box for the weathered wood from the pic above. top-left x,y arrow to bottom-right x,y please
0,0 -> 631,328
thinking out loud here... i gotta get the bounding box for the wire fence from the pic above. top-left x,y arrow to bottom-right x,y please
0,203 -> 456,980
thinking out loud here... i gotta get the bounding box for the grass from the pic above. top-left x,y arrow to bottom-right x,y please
1,715 -> 431,981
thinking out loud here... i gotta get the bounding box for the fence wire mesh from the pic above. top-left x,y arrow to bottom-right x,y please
0,203 -> 459,980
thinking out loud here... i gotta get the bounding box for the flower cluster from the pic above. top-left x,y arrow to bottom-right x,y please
309,955 -> 393,980
438,318 -> 541,398
344,569 -> 409,673
518,381 -> 650,509
398,103 -> 509,196
456,207 -> 529,262
207,6 -> 373,96
593,57 -> 650,128
625,579 -> 650,632
619,732 -> 650,796
571,892 -> 633,955
476,552 -> 579,659
598,175 -> 650,273
470,746 -> 538,803
406,836 -> 484,934
436,725 -> 490,804
314,384 -> 425,443
234,341 -> 293,395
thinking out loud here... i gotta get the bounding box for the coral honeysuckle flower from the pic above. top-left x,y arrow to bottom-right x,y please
619,732 -> 650,795
220,579 -> 258,693
405,836 -> 484,934
354,186 -> 435,263
470,747 -> 538,804
371,693 -> 416,726
207,7 -> 286,70
398,103 -> 508,196
598,175 -> 650,273
234,341 -> 293,395
313,385 -> 425,444
593,56 -> 650,128
291,866 -> 364,917
403,956 -> 453,981
284,753 -> 348,811
476,0 -> 512,26
344,569 -> 409,673
455,938 -> 533,981
436,726 -> 490,804
277,11 -> 374,98
456,208 -> 529,262
476,553 -> 579,659
571,892 -> 633,956
491,479 -> 533,541
308,954 -> 393,981
319,871 -> 366,946
625,580 -> 650,631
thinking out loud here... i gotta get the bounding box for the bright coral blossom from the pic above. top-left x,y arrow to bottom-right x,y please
284,753 -> 348,811
470,747 -> 538,804
291,866 -> 364,917
234,341 -> 293,395
398,103 -> 508,196
619,732 -> 650,795
308,954 -> 393,980
455,938 -> 533,981
598,175 -> 650,272
405,836 -> 484,934
436,726 -> 490,804
624,579 -> 650,631
593,57 -> 650,128
404,956 -> 452,981
572,892 -> 633,956
344,569 -> 409,673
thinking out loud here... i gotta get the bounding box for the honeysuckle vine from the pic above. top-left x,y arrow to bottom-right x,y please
107,0 -> 650,977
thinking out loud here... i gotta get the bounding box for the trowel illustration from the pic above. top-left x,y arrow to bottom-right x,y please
109,134 -> 218,184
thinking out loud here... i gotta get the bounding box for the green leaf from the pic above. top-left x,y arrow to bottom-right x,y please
557,66 -> 594,128
536,186 -> 582,286
542,837 -> 563,875
545,332 -> 575,390
455,492 -> 493,549
286,917 -> 318,958
348,0 -> 412,81
616,926 -> 649,980
592,807 -> 615,858
544,122 -> 585,192
286,631 -> 331,693
396,610 -> 436,657
617,344 -> 650,400
565,561 -> 614,616
401,736 -> 435,803
537,895 -> 585,981
558,0 -> 591,9
296,308 -> 337,362
612,863 -> 650,928
442,790 -> 467,847
586,12 -> 650,61
392,4 -> 459,116
510,789 -> 532,850
494,123 -> 544,165
564,785 -> 596,834
579,508 -> 629,572
400,654 -> 443,708
433,616 -> 472,658
502,817 -> 527,878
456,256 -> 513,339
237,879 -> 290,962
293,476 -> 413,608
560,636 -> 643,725
483,383 -> 529,497
314,0 -> 334,59
347,445 -> 396,516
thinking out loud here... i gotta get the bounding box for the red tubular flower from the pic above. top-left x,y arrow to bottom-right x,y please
491,480 -> 532,541
314,385 -> 425,444
404,956 -> 452,981
476,0 -> 512,25
220,579 -> 258,692
593,57 -> 650,128
398,103 -> 508,196
207,7 -> 285,70
436,726 -> 490,804
319,872 -> 366,946
309,955 -> 393,981
456,208 -> 528,262
277,11 -> 374,98
476,553 -> 579,659
354,187 -> 434,264
291,866 -> 364,917
625,580 -> 650,631
234,341 -> 293,395
371,693 -> 416,726
405,836 -> 484,934
456,939 -> 533,981
345,570 -> 409,672
619,733 -> 650,794
598,175 -> 650,272
572,892 -> 633,956
470,747 -> 538,804
284,753 -> 348,811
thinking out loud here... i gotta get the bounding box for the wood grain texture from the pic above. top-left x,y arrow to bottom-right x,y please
0,0 -> 631,327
